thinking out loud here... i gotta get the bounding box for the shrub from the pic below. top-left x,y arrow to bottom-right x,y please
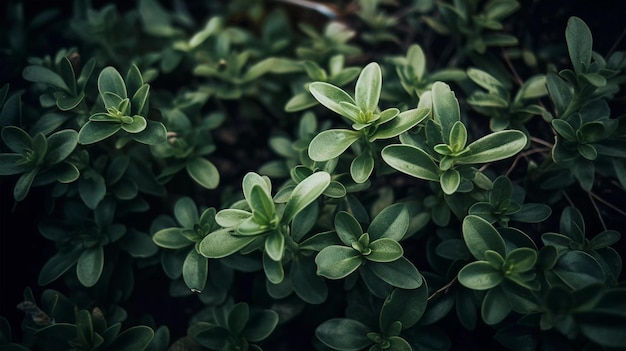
1,0 -> 625,350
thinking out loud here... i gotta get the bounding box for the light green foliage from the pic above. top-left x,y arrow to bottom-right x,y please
1,2 -> 624,351
308,62 -> 430,183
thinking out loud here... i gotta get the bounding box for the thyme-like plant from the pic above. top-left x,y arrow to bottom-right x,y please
1,1 -> 625,351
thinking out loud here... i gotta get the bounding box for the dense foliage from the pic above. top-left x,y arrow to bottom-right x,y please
1,0 -> 625,350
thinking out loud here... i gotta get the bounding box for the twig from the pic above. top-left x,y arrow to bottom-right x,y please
504,147 -> 551,177
530,136 -> 554,148
588,192 -> 607,231
501,48 -> 524,87
589,191 -> 626,216
428,276 -> 457,301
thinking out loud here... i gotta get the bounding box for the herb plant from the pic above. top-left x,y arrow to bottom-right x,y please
1,1 -> 625,350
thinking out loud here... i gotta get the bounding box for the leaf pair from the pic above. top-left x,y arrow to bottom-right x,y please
78,65 -> 166,145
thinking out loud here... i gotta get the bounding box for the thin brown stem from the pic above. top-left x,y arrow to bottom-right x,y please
428,277 -> 457,301
502,48 -> 524,87
589,191 -> 626,216
530,136 -> 554,148
504,147 -> 551,177
588,192 -> 607,231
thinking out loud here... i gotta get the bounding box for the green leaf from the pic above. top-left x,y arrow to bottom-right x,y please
199,229 -> 256,258
98,66 -> 127,98
354,62 -> 381,112
552,251 -> 605,289
368,257 -> 422,289
350,152 -> 374,184
366,238 -> 403,262
22,65 -> 70,91
78,121 -> 121,144
131,84 -> 150,116
315,246 -> 362,279
291,256 -> 328,304
43,130 -> 78,165
552,119 -> 576,141
215,209 -> 252,228
174,196 -> 199,227
578,311 -> 626,348
121,115 -> 148,133
566,16 -> 592,74
448,121 -> 467,152
381,145 -> 440,181
56,91 -> 84,111
265,231 -> 285,261
153,228 -> 192,249
431,82 -> 460,144
316,319 -> 371,351
510,204 -> 552,223
308,129 -> 360,161
467,68 -> 504,94
368,203 -> 409,241
263,250 -> 284,283
107,326 -> 154,351
335,211 -> 363,246
380,284 -> 428,332
371,107 -> 430,141
309,82 -> 357,120
183,250 -> 208,292
504,248 -> 537,273
589,230 -> 620,250
79,169 -> 106,209
455,130 -> 526,164
76,246 -> 104,287
458,261 -> 504,290
14,168 -> 37,201
185,157 -> 219,190
38,246 -> 83,285
281,171 -> 330,224
243,309 -> 279,342
440,169 -> 460,195
546,73 -> 572,116
462,215 -> 506,260
228,303 -> 249,335
131,120 -> 167,145
2,126 -> 31,153
481,287 -> 511,325
0,154 -> 31,175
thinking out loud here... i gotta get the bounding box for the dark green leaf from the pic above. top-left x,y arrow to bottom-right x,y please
552,251 -> 605,289
78,121 -> 121,144
380,284 -> 428,332
381,144 -> 440,181
350,152 -> 374,184
455,130 -> 526,164
76,246 -> 104,287
566,16 -> 592,74
243,309 -> 279,342
182,250 -> 208,292
282,171 -> 330,224
315,246 -> 362,279
366,238 -> 403,263
98,66 -> 127,98
367,203 -> 409,241
316,318 -> 371,351
481,287 -> 511,325
199,229 -> 256,258
108,326 -> 154,351
23,65 -> 69,91
458,261 -> 503,290
308,129 -> 360,161
355,62 -> 381,112
462,215 -> 506,260
368,257 -> 422,289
